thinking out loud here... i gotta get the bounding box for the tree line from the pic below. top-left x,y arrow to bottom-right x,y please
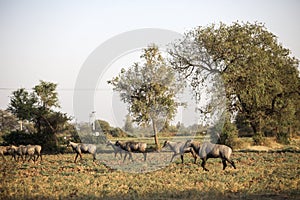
109,22 -> 300,148
1,21 -> 299,151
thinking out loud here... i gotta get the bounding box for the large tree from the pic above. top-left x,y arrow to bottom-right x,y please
7,88 -> 37,130
33,80 -> 60,109
108,45 -> 183,149
8,81 -> 70,150
169,22 -> 300,143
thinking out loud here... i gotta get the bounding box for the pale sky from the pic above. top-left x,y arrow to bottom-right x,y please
0,0 -> 299,127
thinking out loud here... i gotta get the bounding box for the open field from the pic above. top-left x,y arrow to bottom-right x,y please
1,150 -> 299,200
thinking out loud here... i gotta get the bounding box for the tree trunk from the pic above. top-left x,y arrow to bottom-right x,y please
250,121 -> 257,136
152,119 -> 160,150
251,120 -> 264,145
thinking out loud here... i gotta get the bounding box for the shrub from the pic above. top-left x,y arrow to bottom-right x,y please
110,128 -> 128,137
276,131 -> 290,144
3,130 -> 63,153
233,138 -> 250,149
219,120 -> 238,148
2,130 -> 39,145
253,132 -> 265,145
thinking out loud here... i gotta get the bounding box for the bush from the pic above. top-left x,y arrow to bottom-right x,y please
219,121 -> 238,148
232,138 -> 251,149
276,132 -> 290,144
253,132 -> 265,145
2,130 -> 39,145
96,120 -> 111,134
110,128 -> 128,137
3,130 -> 62,153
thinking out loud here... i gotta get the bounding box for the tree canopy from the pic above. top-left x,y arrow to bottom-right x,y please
108,44 -> 184,148
7,80 -> 70,151
33,80 -> 60,109
169,22 -> 300,144
8,88 -> 37,123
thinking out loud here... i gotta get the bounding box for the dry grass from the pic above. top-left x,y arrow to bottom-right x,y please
0,150 -> 299,200
234,136 -> 300,152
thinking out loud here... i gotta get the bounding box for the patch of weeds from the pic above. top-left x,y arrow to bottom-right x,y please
19,163 -> 30,170
60,171 -> 74,176
94,168 -> 108,174
66,164 -> 76,168
55,159 -> 65,165
40,171 -> 50,176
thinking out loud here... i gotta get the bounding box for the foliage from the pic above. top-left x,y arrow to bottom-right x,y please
95,119 -> 128,138
75,120 -> 129,142
123,114 -> 134,133
252,131 -> 265,145
235,112 -> 253,137
110,127 -> 128,138
276,131 -> 290,145
7,88 -> 37,122
0,110 -> 19,135
219,119 -> 238,148
169,21 -> 300,142
108,44 -> 184,149
54,122 -> 80,147
2,130 -> 40,145
6,80 -> 70,152
33,80 -> 60,109
95,120 -> 111,134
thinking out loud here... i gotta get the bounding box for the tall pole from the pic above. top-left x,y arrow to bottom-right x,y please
90,111 -> 96,132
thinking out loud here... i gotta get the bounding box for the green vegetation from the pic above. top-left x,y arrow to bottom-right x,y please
218,118 -> 239,148
108,45 -> 185,149
169,22 -> 300,145
5,81 -> 70,152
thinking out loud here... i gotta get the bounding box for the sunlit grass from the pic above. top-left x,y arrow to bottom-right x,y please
0,151 -> 299,200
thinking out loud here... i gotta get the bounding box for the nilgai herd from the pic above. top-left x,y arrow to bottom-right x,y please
1,140 -> 236,171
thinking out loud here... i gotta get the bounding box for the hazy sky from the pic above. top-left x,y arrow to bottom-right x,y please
0,0 -> 299,126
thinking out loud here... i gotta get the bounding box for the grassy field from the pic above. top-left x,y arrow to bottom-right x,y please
1,149 -> 299,200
